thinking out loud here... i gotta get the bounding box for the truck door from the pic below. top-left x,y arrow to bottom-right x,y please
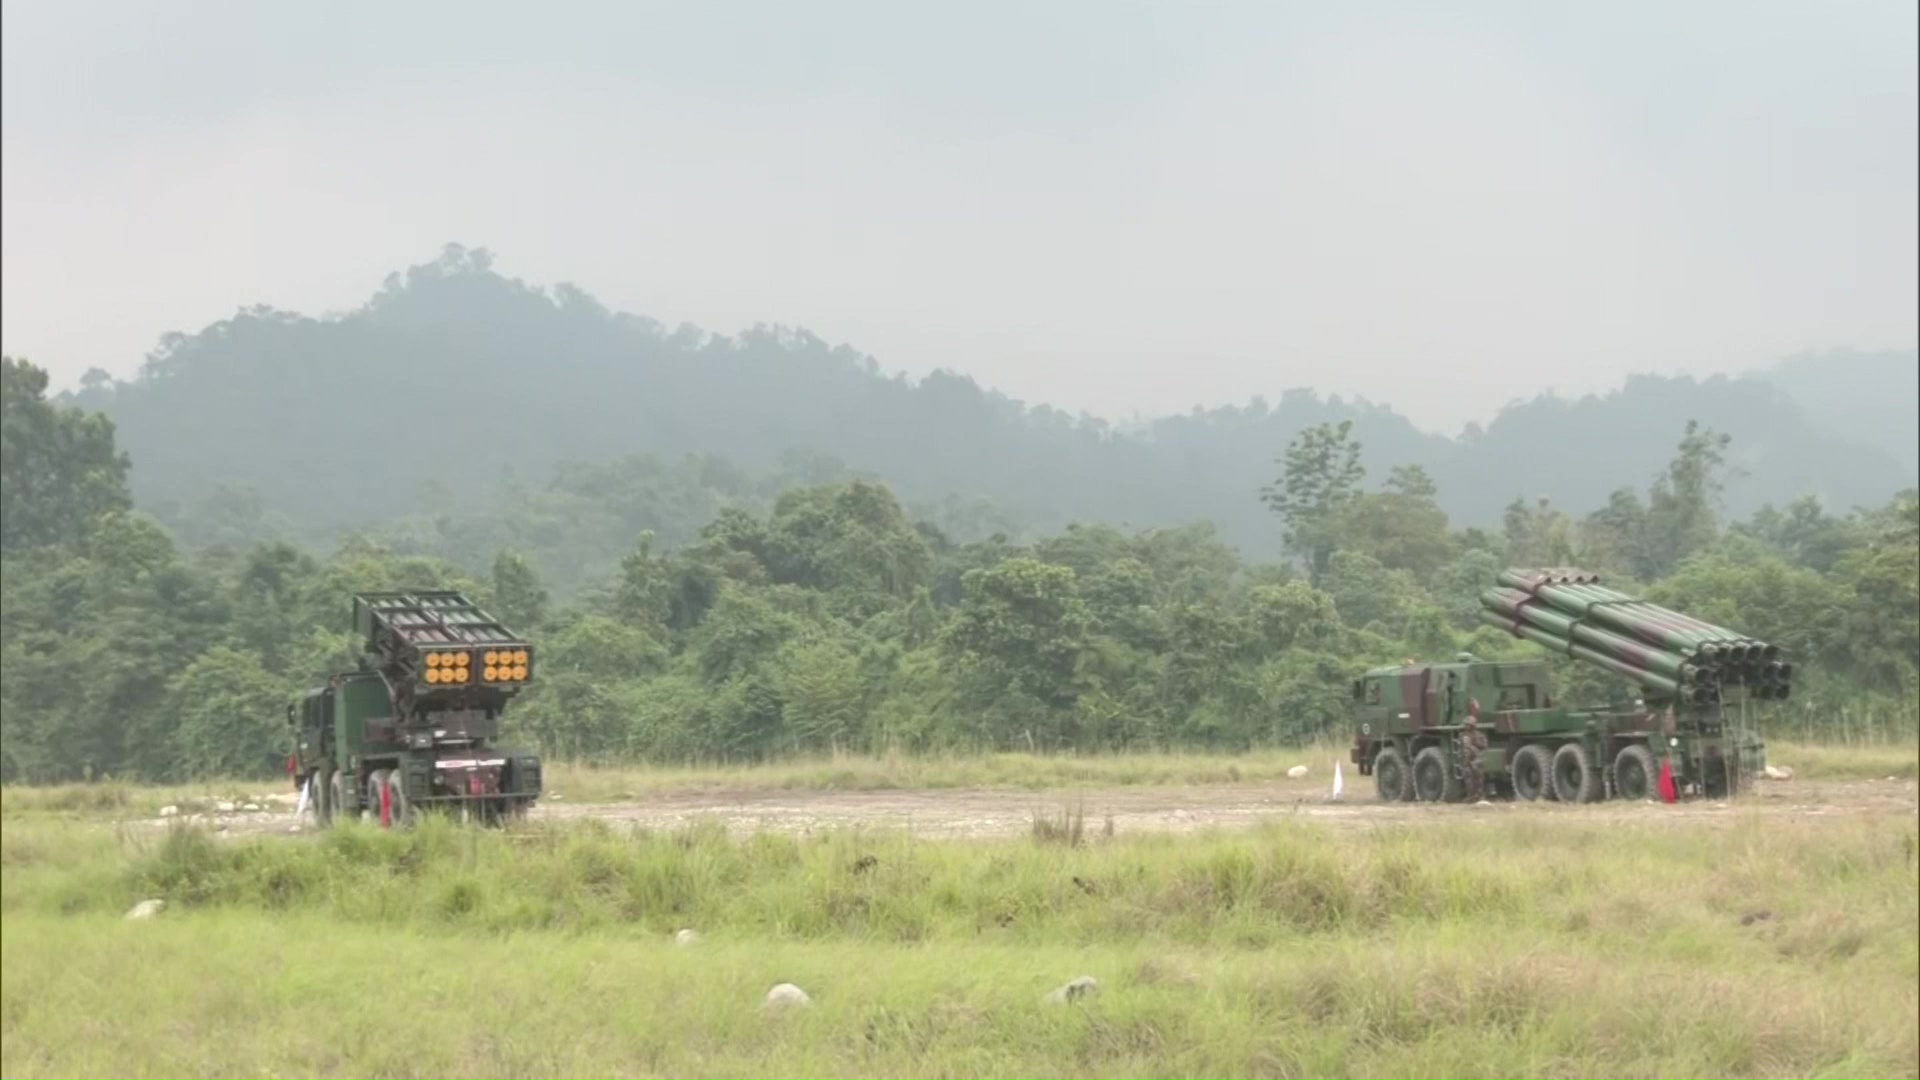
1399,667 -> 1432,728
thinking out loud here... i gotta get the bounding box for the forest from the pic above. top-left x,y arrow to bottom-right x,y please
5,350 -> 1915,783
55,245 -> 1919,599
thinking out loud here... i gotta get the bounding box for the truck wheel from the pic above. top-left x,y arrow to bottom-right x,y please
312,769 -> 334,826
1551,743 -> 1602,803
1511,744 -> 1555,802
1373,746 -> 1413,801
382,772 -> 411,828
330,771 -> 352,823
367,769 -> 391,827
1613,744 -> 1657,801
1413,746 -> 1464,803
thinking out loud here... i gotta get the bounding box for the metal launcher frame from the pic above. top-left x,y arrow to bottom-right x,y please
352,591 -> 534,721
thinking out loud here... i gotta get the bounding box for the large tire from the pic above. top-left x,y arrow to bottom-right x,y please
330,770 -> 353,824
382,771 -> 411,828
311,769 -> 334,826
1511,744 -> 1556,802
1613,744 -> 1658,801
1551,742 -> 1602,803
1373,746 -> 1413,802
1704,753 -> 1734,799
367,769 -> 392,827
1413,746 -> 1464,803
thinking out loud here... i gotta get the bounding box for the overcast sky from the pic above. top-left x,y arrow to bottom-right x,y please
3,0 -> 1915,433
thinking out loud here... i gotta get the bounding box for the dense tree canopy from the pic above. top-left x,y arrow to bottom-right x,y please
2,357 -> 131,553
3,364 -> 1913,783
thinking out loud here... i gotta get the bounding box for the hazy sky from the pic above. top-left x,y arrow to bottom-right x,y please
3,0 -> 1915,433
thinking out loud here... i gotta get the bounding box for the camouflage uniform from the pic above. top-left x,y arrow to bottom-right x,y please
1460,704 -> 1489,802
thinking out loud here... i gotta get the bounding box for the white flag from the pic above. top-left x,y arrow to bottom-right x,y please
294,776 -> 310,818
1331,762 -> 1344,800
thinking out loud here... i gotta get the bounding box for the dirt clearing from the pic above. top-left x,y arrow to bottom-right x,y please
161,774 -> 1918,839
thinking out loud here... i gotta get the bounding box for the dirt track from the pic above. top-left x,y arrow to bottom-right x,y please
535,776 -> 1919,837
175,774 -> 1919,839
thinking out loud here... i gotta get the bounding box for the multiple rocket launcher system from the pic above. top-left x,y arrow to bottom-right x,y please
1478,568 -> 1792,705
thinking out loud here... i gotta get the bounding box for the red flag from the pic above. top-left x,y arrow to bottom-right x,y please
1657,758 -> 1678,803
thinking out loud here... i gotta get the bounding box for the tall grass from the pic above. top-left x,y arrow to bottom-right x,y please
5,811 -> 1897,947
2,808 -> 1915,1077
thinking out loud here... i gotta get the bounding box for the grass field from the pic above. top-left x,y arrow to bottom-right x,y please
4,741 -> 1917,1079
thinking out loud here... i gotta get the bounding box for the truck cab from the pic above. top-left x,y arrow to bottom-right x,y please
1351,652 -> 1554,758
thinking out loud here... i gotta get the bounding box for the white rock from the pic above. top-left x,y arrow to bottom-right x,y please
215,800 -> 236,813
158,805 -> 179,818
765,983 -> 811,1008
674,929 -> 700,946
241,803 -> 260,812
1474,800 -> 1494,807
1286,765 -> 1309,779
125,899 -> 165,920
1044,975 -> 1100,1005
1763,765 -> 1794,781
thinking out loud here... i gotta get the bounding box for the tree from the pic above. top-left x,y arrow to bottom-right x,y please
1244,581 -> 1339,652
1733,496 -> 1862,575
612,531 -> 675,635
1323,550 -> 1420,633
1,357 -> 132,553
942,558 -> 1093,723
1502,496 -> 1575,567
165,647 -> 291,779
1261,420 -> 1365,584
1828,490 -> 1920,694
775,638 -> 865,749
1331,463 -> 1455,577
1580,489 -> 1652,580
1639,421 -> 1734,577
763,481 -> 932,617
492,549 -> 549,629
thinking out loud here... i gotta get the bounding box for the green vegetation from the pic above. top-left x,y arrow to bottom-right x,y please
5,352 -> 1917,784
53,248 -> 1920,580
3,805 -> 1915,1077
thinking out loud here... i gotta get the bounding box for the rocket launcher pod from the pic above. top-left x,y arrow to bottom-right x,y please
1481,588 -> 1699,681
1489,567 -> 1789,699
1477,611 -> 1689,698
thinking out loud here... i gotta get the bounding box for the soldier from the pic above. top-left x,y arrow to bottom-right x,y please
1460,699 -> 1489,802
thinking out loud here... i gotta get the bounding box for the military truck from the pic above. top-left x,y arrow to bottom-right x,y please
290,591 -> 542,827
1350,568 -> 1770,804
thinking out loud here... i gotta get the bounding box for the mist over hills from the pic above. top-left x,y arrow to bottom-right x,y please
1757,348 -> 1920,476
60,245 -> 1916,575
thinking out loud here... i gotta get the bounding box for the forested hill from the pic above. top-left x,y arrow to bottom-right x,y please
1758,348 -> 1920,476
64,245 -> 1916,568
